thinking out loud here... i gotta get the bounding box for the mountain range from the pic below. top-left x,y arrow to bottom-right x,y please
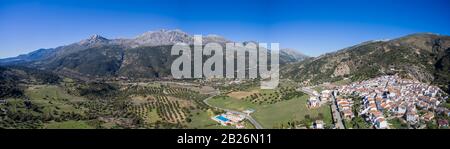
0,30 -> 449,93
0,29 -> 309,79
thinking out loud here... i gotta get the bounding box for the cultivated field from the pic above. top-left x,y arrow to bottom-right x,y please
44,120 -> 94,129
227,90 -> 259,99
208,91 -> 332,128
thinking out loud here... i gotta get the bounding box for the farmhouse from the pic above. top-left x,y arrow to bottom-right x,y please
320,90 -> 332,102
313,120 -> 324,129
307,97 -> 321,109
422,112 -> 435,122
438,119 -> 448,128
212,112 -> 246,127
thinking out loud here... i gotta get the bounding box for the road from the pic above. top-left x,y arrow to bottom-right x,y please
299,87 -> 345,129
330,93 -> 345,129
203,90 -> 264,129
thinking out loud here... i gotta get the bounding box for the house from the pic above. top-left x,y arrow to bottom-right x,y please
394,106 -> 407,117
438,119 -> 448,128
336,98 -> 353,111
235,123 -> 245,129
422,112 -> 435,122
320,90 -> 332,102
342,109 -> 354,119
243,109 -> 255,115
212,112 -> 245,126
307,97 -> 321,108
406,111 -> 419,124
225,112 -> 245,123
313,120 -> 324,129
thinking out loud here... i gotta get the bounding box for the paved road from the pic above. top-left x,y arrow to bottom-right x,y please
203,90 -> 264,129
330,93 -> 345,129
299,87 -> 345,129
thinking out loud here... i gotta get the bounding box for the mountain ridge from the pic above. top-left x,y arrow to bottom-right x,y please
0,29 -> 308,80
282,33 -> 450,93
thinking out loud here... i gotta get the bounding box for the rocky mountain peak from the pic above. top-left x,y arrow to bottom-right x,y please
89,34 -> 107,40
79,34 -> 110,45
203,34 -> 230,44
133,29 -> 192,46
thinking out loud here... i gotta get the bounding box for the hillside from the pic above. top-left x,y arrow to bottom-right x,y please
282,33 -> 450,93
0,66 -> 61,98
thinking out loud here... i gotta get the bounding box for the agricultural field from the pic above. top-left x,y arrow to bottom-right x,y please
120,84 -> 219,128
208,89 -> 332,128
0,80 -> 220,129
237,87 -> 305,105
186,109 -> 235,129
0,84 -> 92,128
26,85 -> 86,112
126,95 -> 191,125
1,79 -> 329,129
43,120 -> 94,129
227,90 -> 259,99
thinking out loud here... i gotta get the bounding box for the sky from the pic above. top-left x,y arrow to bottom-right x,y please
1,0 -> 450,58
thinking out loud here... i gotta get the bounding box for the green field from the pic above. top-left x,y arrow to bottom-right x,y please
333,79 -> 352,86
208,93 -> 332,128
186,109 -> 255,129
312,86 -> 325,92
242,120 -> 256,129
44,120 -> 94,129
186,109 -> 234,129
145,110 -> 162,124
25,85 -> 87,115
26,85 -> 85,101
388,118 -> 408,129
278,79 -> 299,88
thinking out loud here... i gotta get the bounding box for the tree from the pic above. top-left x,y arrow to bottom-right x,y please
304,114 -> 311,120
318,113 -> 324,120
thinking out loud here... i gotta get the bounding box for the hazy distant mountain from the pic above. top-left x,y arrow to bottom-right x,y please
282,33 -> 450,93
0,48 -> 56,64
280,48 -> 310,63
0,34 -> 115,65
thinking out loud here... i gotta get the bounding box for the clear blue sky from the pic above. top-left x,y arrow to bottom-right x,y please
1,0 -> 449,58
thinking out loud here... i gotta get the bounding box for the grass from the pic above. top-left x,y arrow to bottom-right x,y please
208,93 -> 332,128
101,121 -> 117,129
312,86 -> 325,92
145,110 -> 161,124
186,109 -> 234,129
227,90 -> 258,99
3,98 -> 42,116
228,88 -> 283,105
43,120 -> 94,129
25,85 -> 87,115
186,109 -> 257,129
388,118 -> 409,129
208,96 -> 257,111
333,79 -> 352,86
344,120 -> 353,129
242,120 -> 256,129
26,85 -> 85,102
278,79 -> 299,88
